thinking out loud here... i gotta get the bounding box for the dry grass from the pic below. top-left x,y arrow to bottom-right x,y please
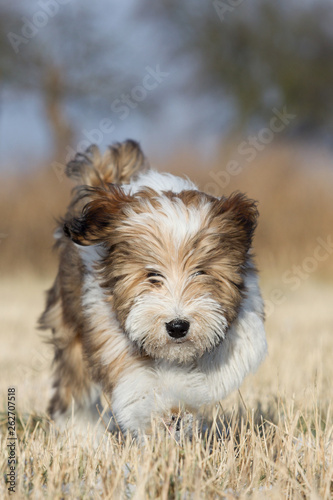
0,276 -> 332,499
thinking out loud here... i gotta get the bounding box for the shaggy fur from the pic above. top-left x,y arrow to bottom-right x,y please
39,140 -> 267,434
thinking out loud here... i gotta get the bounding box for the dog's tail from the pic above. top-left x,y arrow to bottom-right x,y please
66,140 -> 148,188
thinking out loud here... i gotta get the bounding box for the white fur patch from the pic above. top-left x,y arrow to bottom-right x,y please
76,244 -> 105,273
123,170 -> 198,195
81,271 -> 134,368
124,196 -> 212,250
197,270 -> 267,401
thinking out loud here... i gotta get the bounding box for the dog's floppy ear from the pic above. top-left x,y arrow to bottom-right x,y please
212,192 -> 259,252
63,185 -> 132,246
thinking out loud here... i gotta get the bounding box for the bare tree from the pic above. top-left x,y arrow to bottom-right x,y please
139,0 -> 333,139
1,4 -> 124,161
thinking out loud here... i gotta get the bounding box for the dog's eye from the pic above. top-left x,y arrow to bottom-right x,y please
147,271 -> 163,278
147,271 -> 164,284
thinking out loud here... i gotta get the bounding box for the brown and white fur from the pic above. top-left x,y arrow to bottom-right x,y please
39,140 -> 267,435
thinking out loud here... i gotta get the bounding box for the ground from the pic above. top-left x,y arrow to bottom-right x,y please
0,275 -> 332,499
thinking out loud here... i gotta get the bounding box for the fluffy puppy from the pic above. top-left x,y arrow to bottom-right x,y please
39,140 -> 267,435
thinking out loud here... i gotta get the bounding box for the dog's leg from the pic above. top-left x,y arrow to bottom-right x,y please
48,328 -> 95,419
40,273 -> 103,431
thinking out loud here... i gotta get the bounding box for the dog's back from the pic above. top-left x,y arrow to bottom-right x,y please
39,140 -> 147,420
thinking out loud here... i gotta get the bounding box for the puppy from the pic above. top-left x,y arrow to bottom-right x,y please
39,140 -> 267,435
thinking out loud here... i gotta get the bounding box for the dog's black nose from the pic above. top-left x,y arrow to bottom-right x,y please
165,319 -> 190,339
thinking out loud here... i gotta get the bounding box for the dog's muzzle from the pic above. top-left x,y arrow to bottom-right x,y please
165,319 -> 190,339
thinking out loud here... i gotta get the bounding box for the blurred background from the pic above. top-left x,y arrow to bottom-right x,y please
0,0 -> 333,442
1,0 -> 333,292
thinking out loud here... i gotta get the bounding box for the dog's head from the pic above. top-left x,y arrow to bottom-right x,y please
64,184 -> 258,363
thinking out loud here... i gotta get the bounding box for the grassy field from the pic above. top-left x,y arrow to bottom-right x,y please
0,144 -> 332,498
0,275 -> 332,499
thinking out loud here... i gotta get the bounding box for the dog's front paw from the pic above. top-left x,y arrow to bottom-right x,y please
163,410 -> 194,440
